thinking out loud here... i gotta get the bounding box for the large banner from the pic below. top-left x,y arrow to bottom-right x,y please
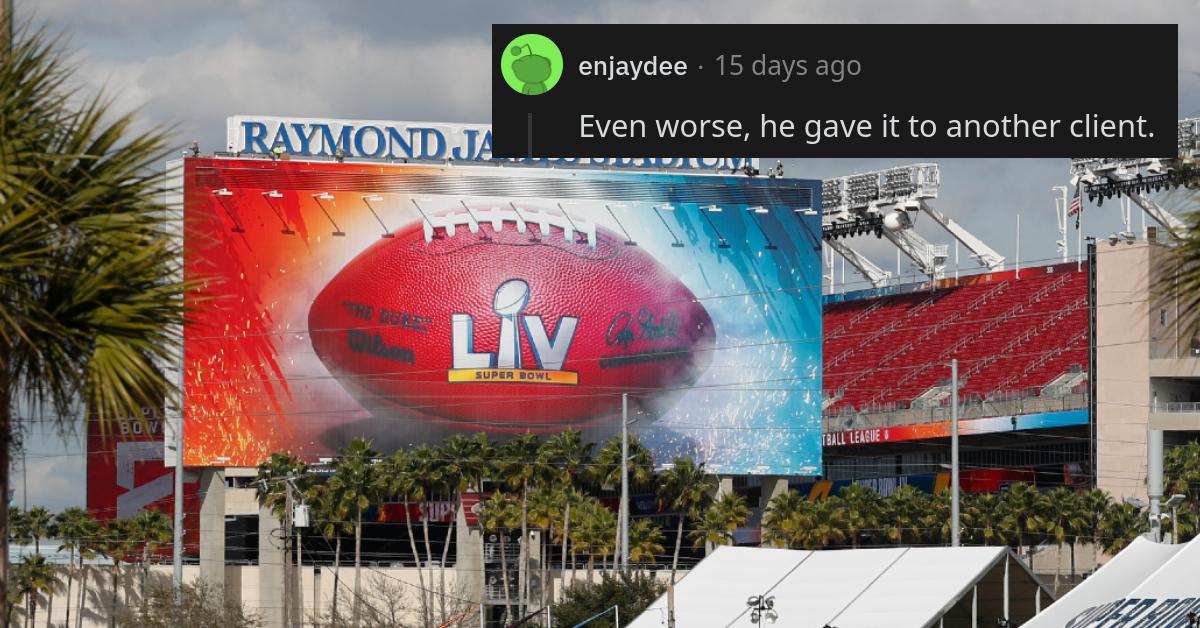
86,411 -> 200,552
182,157 -> 822,474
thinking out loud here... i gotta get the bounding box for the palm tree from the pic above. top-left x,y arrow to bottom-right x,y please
497,433 -> 544,616
922,491 -> 974,545
0,29 -> 184,619
54,507 -> 97,628
377,449 -> 432,625
14,554 -> 58,628
590,433 -> 653,566
77,516 -> 106,628
306,481 -> 351,621
526,484 -> 561,610
999,483 -> 1043,567
1080,489 -> 1111,571
541,430 -> 593,584
126,509 -> 172,606
881,485 -> 927,545
965,493 -> 1007,546
803,499 -> 848,549
21,507 -> 52,555
837,484 -> 880,548
435,433 -> 487,620
762,489 -> 806,548
657,457 -> 714,583
99,518 -> 131,628
1165,441 -> 1200,539
479,492 -> 520,622
1099,501 -> 1146,555
326,438 -> 381,628
628,519 -> 665,569
692,492 -> 750,552
572,496 -> 615,577
1035,487 -> 1083,594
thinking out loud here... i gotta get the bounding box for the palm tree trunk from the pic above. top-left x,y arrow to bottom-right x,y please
1070,537 -> 1077,581
331,536 -> 341,620
110,562 -> 119,628
587,552 -> 594,581
65,551 -> 74,628
519,479 -> 529,617
352,509 -> 363,628
1,359 -> 12,628
1054,541 -> 1063,596
498,533 -> 513,622
561,499 -> 571,591
45,587 -> 52,628
420,503 -> 435,621
402,503 -> 427,627
439,497 -> 458,624
77,561 -> 88,628
28,592 -> 36,628
671,515 -> 684,583
141,546 -> 150,611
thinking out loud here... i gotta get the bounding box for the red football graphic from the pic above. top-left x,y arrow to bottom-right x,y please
308,207 -> 715,432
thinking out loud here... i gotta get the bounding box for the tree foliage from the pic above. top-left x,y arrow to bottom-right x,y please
551,572 -> 665,628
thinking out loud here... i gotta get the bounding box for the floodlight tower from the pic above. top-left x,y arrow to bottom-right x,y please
822,164 -> 1005,286
1070,117 -> 1200,238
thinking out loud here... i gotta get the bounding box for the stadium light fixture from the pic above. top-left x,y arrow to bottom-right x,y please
261,190 -> 295,234
605,204 -> 638,246
698,205 -> 731,248
212,188 -> 245,233
459,200 -> 492,241
361,194 -> 394,238
311,193 -> 345,236
703,204 -> 723,213
747,205 -> 769,214
651,204 -> 685,248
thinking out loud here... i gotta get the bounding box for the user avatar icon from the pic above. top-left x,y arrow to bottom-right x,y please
501,34 -> 563,96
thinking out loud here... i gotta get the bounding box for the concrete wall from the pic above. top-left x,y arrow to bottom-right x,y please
10,563 -> 473,627
11,562 -> 678,627
1095,240 -> 1151,501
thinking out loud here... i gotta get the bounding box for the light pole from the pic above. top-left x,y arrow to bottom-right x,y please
746,595 -> 778,625
951,359 -> 960,547
620,393 -> 629,571
1165,494 -> 1186,544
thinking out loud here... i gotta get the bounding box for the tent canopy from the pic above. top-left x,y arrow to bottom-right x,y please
629,545 -> 1051,628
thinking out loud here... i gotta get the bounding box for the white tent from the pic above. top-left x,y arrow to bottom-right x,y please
628,546 -> 1050,628
1039,536 -> 1200,627
1021,537 -> 1183,628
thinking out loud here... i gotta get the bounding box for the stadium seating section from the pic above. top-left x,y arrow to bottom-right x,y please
823,264 -> 1088,414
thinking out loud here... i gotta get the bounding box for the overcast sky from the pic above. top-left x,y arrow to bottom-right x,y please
14,0 -> 1200,511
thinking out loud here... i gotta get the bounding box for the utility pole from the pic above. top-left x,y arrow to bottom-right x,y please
667,581 -> 676,628
620,393 -> 630,571
1148,429 -> 1163,543
951,359 -> 960,547
284,477 -> 295,627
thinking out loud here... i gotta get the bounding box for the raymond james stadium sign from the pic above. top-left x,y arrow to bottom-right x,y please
226,115 -> 755,171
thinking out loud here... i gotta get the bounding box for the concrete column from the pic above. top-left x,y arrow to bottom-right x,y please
199,468 -> 226,597
456,501 -> 483,604
756,477 -> 790,546
258,504 -> 285,628
759,476 -> 790,511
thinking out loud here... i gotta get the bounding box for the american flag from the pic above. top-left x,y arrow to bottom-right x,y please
1068,184 -> 1083,217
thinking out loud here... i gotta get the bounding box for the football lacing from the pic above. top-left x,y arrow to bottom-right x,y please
422,207 -> 597,248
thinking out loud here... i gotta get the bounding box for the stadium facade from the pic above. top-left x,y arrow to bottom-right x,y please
79,117 -> 1200,626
